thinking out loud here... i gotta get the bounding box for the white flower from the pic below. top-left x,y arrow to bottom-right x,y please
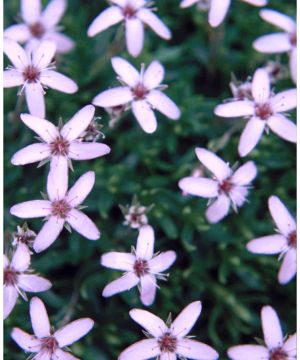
247,196 -> 296,284
87,0 -> 171,57
179,148 -> 257,223
93,57 -> 181,133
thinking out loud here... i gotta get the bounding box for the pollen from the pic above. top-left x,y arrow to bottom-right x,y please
51,199 -> 71,219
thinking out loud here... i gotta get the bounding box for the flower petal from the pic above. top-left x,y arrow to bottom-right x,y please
11,243 -> 31,272
171,301 -> 202,338
3,255 -> 9,270
87,6 -> 123,37
238,117 -> 265,157
67,209 -> 100,240
289,47 -> 297,84
278,248 -> 296,285
45,32 -> 75,54
160,353 -> 176,360
68,142 -> 111,161
232,161 -> 257,186
48,156 -> 69,201
101,252 -> 135,271
180,0 -> 200,8
4,38 -> 29,70
111,57 -> 140,88
147,90 -> 181,120
126,18 -> 144,57
18,274 -> 52,292
33,216 -> 65,253
283,333 -> 297,357
10,200 -> 51,219
247,234 -> 288,254
20,113 -> 59,142
3,70 -> 24,88
179,177 -> 218,198
66,171 -> 95,207
33,40 -> 56,69
270,89 -> 297,112
11,328 -> 41,352
241,0 -> 267,5
261,306 -> 283,349
132,100 -> 157,133
93,87 -> 133,108
11,143 -> 51,165
21,0 -> 41,23
205,194 -> 231,224
268,196 -> 296,237
4,286 -> 18,320
41,0 -> 66,28
25,82 -> 45,118
177,339 -> 219,360
129,308 -> 168,337
143,60 -> 164,90
227,345 -> 269,360
54,318 -> 94,347
30,297 -> 51,338
209,0 -> 231,27
4,24 -> 31,43
259,9 -> 296,33
40,70 -> 78,93
252,68 -> 270,103
119,339 -> 160,360
149,251 -> 176,273
214,100 -> 254,117
53,349 -> 78,360
136,225 -> 155,260
140,274 -> 156,306
102,272 -> 139,297
268,114 -> 297,143
253,33 -> 291,53
137,8 -> 171,39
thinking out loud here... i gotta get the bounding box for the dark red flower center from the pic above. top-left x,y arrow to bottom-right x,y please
4,268 -> 17,286
255,103 -> 273,120
51,199 -> 71,218
158,332 -> 177,353
41,336 -> 58,353
288,230 -> 297,248
122,5 -> 137,19
29,22 -> 46,39
50,137 -> 70,156
23,65 -> 40,83
290,32 -> 297,46
133,259 -> 149,277
270,347 -> 288,360
219,179 -> 233,194
133,83 -> 148,100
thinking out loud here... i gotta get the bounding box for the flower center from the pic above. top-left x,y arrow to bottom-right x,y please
4,268 -> 17,286
29,22 -> 46,39
50,136 -> 70,156
51,199 -> 71,218
255,103 -> 273,120
158,332 -> 177,353
219,179 -> 233,194
23,65 -> 40,83
41,336 -> 58,353
133,259 -> 149,277
288,230 -> 297,248
270,347 -> 288,360
133,83 -> 148,100
122,5 -> 137,18
289,32 -> 297,46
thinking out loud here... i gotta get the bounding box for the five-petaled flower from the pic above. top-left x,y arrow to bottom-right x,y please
3,38 -> 78,118
101,225 -> 176,306
93,57 -> 181,133
87,0 -> 171,57
4,0 -> 74,54
253,9 -> 297,84
214,68 -> 297,157
11,105 -> 111,175
228,306 -> 296,360
10,169 -> 100,253
179,148 -> 257,223
119,301 -> 219,360
11,297 -> 94,360
247,196 -> 296,284
4,244 -> 51,320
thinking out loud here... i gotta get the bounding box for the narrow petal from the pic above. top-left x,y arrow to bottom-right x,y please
3,255 -> 9,270
11,328 -> 41,353
33,217 -> 65,253
253,33 -> 291,53
30,297 -> 51,338
132,100 -> 157,133
126,18 -> 144,57
18,274 -> 52,292
283,334 -> 297,357
232,161 -> 257,186
111,57 -> 139,87
227,345 -> 269,360
101,252 -> 135,271
214,100 -> 254,118
53,349 -> 78,360
93,87 -> 133,108
25,83 -> 45,118
270,89 -> 297,112
10,200 -> 51,219
268,196 -> 296,236
268,114 -> 297,143
259,9 -> 296,33
21,0 -> 41,23
177,339 -> 219,360
147,90 -> 181,120
252,68 -> 270,103
246,235 -> 288,254
171,301 -> 202,338
4,286 -> 18,320
48,156 -> 69,201
87,6 -> 123,37
33,40 -> 56,69
102,272 -> 139,297
278,249 -> 296,284
40,70 -> 78,94
209,0 -> 231,27
20,113 -> 59,143
241,0 -> 267,5
289,47 -> 297,84
261,305 -> 283,349
180,0 -> 199,8
160,353 -> 176,360
54,318 -> 94,347
205,194 -> 231,224
137,9 -> 171,39
68,142 -> 111,161
11,243 -> 31,272
143,61 -> 164,90
4,38 -> 29,70
66,171 -> 95,207
195,147 -> 231,181
149,251 -> 176,273
129,308 -> 168,337
11,143 -> 51,165
67,209 -> 100,240
41,0 -> 66,28
4,24 -> 31,43
3,70 -> 24,88
140,274 -> 156,306
119,339 -> 160,360
178,177 -> 218,198
136,225 -> 155,260
45,32 -> 75,54
238,117 -> 265,157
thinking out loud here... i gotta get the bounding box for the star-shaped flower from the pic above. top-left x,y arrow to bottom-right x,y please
12,297 -> 94,360
93,57 -> 181,133
4,38 -> 78,118
4,0 -> 74,54
247,196 -> 296,284
179,148 -> 257,223
4,244 -> 51,319
214,68 -> 297,157
101,225 -> 176,306
228,306 -> 296,360
87,0 -> 171,57
119,301 -> 219,360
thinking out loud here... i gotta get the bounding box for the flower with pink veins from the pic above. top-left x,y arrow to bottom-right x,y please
11,297 -> 94,360
4,0 -> 74,54
247,196 -> 296,285
4,244 -> 51,320
180,0 -> 267,28
119,301 -> 219,360
179,148 -> 257,223
11,105 -> 111,174
228,306 -> 296,360
101,225 -> 176,306
214,68 -> 297,157
87,0 -> 171,57
93,57 -> 181,133
4,38 -> 78,118
10,169 -> 100,253
253,9 -> 297,84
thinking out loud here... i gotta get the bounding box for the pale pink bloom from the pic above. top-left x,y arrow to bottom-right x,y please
119,301 -> 219,360
101,225 -> 176,306
12,223 -> 36,248
4,38 -> 78,118
214,68 -> 297,157
247,196 -> 296,284
180,0 -> 267,28
4,244 -> 51,320
11,297 -> 94,359
179,148 -> 257,223
253,9 -> 297,83
87,0 -> 171,57
10,169 -> 100,253
230,78 -> 253,101
93,57 -> 181,133
11,105 -> 110,175
4,0 -> 74,54
228,306 -> 296,360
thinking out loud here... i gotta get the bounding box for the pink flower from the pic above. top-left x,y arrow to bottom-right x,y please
253,9 -> 297,84
87,0 -> 171,57
4,38 -> 78,118
119,301 -> 219,360
10,169 -> 100,253
178,148 -> 257,223
4,244 -> 51,319
11,297 -> 94,359
247,196 -> 296,284
228,306 -> 296,360
101,225 -> 176,306
214,68 -> 297,157
93,57 -> 181,133
4,0 -> 74,54
11,105 -> 111,174
180,0 -> 267,28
